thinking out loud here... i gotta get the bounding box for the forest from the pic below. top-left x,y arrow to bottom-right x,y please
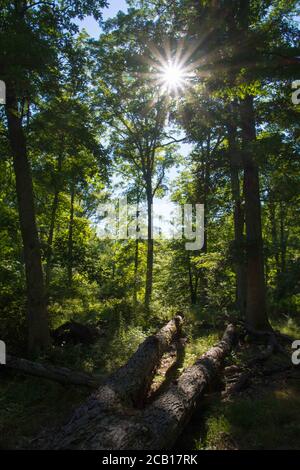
0,0 -> 300,453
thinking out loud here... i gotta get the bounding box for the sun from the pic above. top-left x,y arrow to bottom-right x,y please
160,62 -> 185,93
141,41 -> 199,97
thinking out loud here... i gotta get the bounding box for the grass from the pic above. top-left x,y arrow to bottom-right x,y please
181,313 -> 300,450
195,382 -> 300,450
1,309 -> 299,450
272,316 -> 300,339
182,332 -> 220,370
180,306 -> 223,370
0,374 -> 88,449
0,312 -> 149,449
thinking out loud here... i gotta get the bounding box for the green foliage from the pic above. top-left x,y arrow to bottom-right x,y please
0,0 -> 299,450
102,320 -> 148,373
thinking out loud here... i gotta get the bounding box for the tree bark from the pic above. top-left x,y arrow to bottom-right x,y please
240,95 -> 270,331
107,315 -> 183,405
188,254 -> 198,305
45,143 -> 64,292
134,239 -> 139,297
194,143 -> 210,306
269,199 -> 280,275
4,355 -> 100,388
132,323 -> 236,450
39,322 -> 235,450
35,316 -> 183,449
67,183 -> 75,289
279,202 -> 287,275
5,86 -> 51,353
45,190 -> 59,292
227,108 -> 246,315
133,195 -> 140,306
145,182 -> 153,309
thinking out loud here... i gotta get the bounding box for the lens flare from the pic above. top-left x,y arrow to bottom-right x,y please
139,40 -> 201,97
160,63 -> 185,92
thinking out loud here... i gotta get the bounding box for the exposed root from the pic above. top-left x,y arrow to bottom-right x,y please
242,323 -> 290,365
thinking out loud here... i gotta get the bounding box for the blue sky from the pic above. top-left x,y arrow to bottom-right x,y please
76,0 -> 128,38
103,0 -> 128,19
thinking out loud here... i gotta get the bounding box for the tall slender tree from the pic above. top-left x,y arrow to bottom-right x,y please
0,0 -> 106,351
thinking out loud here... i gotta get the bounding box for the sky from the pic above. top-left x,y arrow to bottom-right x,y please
76,0 -> 194,203
75,0 -> 128,38
75,0 -> 193,157
76,3 -> 298,228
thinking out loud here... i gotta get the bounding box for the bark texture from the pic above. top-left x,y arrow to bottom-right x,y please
227,106 -> 246,315
67,183 -> 75,288
34,316 -> 183,449
37,322 -> 235,450
127,323 -> 236,450
5,86 -> 50,352
45,141 -> 64,292
145,186 -> 153,309
5,355 -> 100,388
240,95 -> 269,330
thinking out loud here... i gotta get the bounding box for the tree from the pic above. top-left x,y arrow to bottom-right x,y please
91,23 -> 179,309
151,0 -> 299,330
0,0 -> 106,352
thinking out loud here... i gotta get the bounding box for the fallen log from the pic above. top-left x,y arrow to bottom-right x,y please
37,322 -> 234,450
4,355 -> 100,388
31,315 -> 183,449
4,316 -> 182,393
125,323 -> 237,449
106,314 -> 183,405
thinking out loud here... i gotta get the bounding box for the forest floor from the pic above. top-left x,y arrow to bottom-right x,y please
176,332 -> 300,450
0,314 -> 299,450
153,315 -> 300,450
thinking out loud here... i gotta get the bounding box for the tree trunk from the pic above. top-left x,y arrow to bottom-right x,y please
67,183 -> 75,289
188,254 -> 197,305
269,199 -> 280,275
240,95 -> 270,331
45,190 -> 59,292
227,110 -> 246,315
194,145 -> 210,306
34,316 -> 183,449
5,86 -> 50,353
37,322 -> 235,450
5,355 -> 100,388
279,202 -> 287,275
45,144 -> 64,292
133,196 -> 140,306
145,183 -> 153,309
133,238 -> 140,305
131,324 -> 236,450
